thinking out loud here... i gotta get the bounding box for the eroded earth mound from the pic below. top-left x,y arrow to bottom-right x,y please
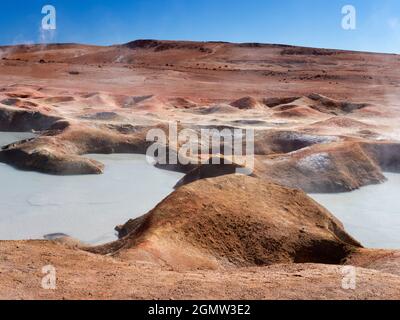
99,175 -> 362,269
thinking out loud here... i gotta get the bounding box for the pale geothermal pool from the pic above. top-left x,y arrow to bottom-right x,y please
0,134 -> 184,244
310,173 -> 400,249
0,132 -> 36,146
1,133 -> 400,249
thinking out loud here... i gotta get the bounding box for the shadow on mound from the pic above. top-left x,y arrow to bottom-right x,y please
89,175 -> 361,269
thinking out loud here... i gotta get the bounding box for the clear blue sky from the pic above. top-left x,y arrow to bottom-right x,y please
1,0 -> 400,53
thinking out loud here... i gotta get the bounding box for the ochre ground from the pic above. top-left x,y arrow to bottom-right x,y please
1,40 -> 400,299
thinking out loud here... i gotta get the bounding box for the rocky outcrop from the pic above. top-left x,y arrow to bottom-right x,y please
361,141 -> 400,173
123,39 -> 214,53
230,96 -> 262,110
168,97 -> 198,109
0,105 -> 61,131
0,120 -> 150,174
174,160 -> 252,188
263,96 -> 300,108
307,93 -> 369,114
256,141 -> 387,193
253,130 -> 338,155
265,94 -> 369,116
0,120 -> 208,175
1,116 -> 398,194
94,174 -> 361,269
172,132 -> 399,193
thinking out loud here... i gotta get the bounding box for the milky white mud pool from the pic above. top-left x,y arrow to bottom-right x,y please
310,173 -> 400,249
0,132 -> 36,146
0,136 -> 184,244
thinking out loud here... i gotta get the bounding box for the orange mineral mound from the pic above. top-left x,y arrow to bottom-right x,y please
1,98 -> 39,109
0,85 -> 46,99
168,97 -> 198,109
96,174 -> 361,269
273,105 -> 324,118
263,96 -> 301,108
257,141 -> 387,193
310,116 -> 374,129
230,96 -> 263,110
190,104 -> 241,115
307,93 -> 369,115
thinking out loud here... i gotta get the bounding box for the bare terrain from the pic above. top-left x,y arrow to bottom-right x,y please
1,40 -> 400,299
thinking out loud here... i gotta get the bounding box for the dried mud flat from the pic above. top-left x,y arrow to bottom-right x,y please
1,40 -> 400,299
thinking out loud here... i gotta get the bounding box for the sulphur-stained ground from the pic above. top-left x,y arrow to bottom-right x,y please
1,40 -> 400,299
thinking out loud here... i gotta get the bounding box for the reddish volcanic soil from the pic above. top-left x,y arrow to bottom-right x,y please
1,40 -> 400,299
